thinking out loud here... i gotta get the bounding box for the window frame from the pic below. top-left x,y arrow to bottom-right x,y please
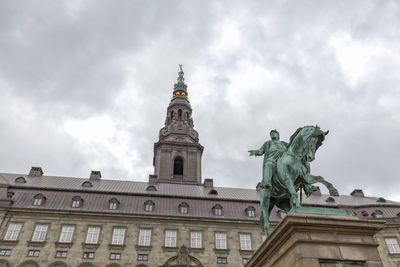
164,230 -> 177,248
190,231 -> 202,249
85,226 -> 101,244
385,237 -> 400,254
31,224 -> 49,242
239,233 -> 252,251
58,225 -> 75,243
3,222 -> 23,241
111,227 -> 126,245
138,229 -> 152,247
215,232 -> 227,250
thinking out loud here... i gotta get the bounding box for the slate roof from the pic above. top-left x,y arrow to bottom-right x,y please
1,172 -> 399,222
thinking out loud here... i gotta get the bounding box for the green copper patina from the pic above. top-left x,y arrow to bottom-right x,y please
174,64 -> 188,90
249,126 -> 340,237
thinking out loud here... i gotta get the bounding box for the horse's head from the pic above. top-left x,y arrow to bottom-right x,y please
289,125 -> 329,162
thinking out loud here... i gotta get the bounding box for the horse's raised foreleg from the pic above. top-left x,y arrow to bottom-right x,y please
305,174 -> 339,196
260,188 -> 272,237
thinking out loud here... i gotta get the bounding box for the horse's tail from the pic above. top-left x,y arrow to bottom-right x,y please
259,210 -> 264,230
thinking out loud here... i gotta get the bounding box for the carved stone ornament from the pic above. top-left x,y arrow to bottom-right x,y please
161,245 -> 203,267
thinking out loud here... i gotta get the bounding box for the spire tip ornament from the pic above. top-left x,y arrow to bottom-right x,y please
174,64 -> 188,90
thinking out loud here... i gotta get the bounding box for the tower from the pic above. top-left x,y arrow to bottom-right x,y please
152,65 -> 204,185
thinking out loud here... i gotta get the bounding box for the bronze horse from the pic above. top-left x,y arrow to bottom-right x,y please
259,126 -> 339,236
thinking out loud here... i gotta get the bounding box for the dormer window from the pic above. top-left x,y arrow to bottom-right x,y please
33,194 -> 46,206
373,210 -> 383,218
72,196 -> 83,208
144,200 -> 155,212
109,198 -> 119,210
146,185 -> 157,191
15,177 -> 26,183
173,157 -> 183,179
245,206 -> 256,217
325,197 -> 335,203
209,189 -> 218,196
82,181 -> 93,188
179,202 -> 189,214
213,204 -> 223,216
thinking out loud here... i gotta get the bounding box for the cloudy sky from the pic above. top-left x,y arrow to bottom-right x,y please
0,1 -> 399,201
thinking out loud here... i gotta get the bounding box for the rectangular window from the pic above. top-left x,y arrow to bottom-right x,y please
217,257 -> 228,264
215,233 -> 227,249
83,252 -> 94,259
242,258 -> 250,264
111,228 -> 126,245
138,229 -> 151,246
59,226 -> 75,243
55,251 -> 67,258
385,237 -> 400,254
27,250 -> 40,257
85,227 -> 100,244
137,254 -> 148,261
4,223 -> 22,241
239,234 -> 252,250
31,224 -> 48,242
110,253 -> 121,260
165,230 -> 177,247
190,232 -> 202,248
0,249 -> 11,256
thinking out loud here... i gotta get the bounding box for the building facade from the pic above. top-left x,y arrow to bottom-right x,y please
0,68 -> 400,267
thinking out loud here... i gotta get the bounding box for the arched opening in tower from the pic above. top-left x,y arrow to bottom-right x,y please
178,109 -> 182,120
173,157 -> 183,178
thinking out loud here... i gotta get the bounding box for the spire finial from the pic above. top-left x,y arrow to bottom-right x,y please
174,64 -> 188,90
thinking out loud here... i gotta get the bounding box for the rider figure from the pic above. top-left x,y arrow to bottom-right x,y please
249,129 -> 288,190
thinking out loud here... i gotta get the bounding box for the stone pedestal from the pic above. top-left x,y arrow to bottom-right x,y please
246,213 -> 385,267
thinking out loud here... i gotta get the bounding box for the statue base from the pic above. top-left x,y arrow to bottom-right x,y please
246,212 -> 385,267
288,205 -> 356,217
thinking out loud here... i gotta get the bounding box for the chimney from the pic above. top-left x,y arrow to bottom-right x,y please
148,174 -> 158,185
28,167 -> 43,177
350,189 -> 364,197
203,178 -> 214,188
89,170 -> 101,181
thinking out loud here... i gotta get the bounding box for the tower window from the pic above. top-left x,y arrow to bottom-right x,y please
171,110 -> 175,119
173,157 -> 183,178
178,109 -> 182,120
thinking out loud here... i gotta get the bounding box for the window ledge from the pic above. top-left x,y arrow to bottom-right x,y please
0,240 -> 18,246
389,253 -> 400,258
55,242 -> 73,248
135,245 -> 152,251
27,241 -> 46,247
239,249 -> 254,255
189,247 -> 204,253
214,248 -> 230,254
108,244 -> 125,251
162,246 -> 178,252
82,243 -> 100,250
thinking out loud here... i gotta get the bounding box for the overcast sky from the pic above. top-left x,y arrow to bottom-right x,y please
0,1 -> 399,201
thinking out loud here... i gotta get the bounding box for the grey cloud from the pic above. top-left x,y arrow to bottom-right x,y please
0,0 -> 399,201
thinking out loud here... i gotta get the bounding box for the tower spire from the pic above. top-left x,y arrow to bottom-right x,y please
152,66 -> 203,185
174,64 -> 188,90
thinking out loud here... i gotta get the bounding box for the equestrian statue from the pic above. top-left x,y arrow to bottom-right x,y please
249,125 -> 339,237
